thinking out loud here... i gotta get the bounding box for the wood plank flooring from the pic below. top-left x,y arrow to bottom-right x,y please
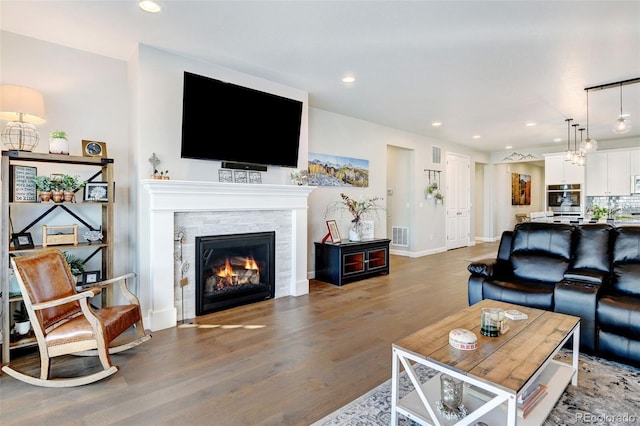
0,242 -> 499,426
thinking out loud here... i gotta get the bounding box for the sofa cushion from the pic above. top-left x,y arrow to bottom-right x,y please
510,223 -> 573,282
597,294 -> 640,339
482,279 -> 555,310
563,268 -> 608,285
572,224 -> 613,272
612,227 -> 640,296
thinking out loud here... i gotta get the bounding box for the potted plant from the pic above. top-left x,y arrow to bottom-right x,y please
60,174 -> 86,202
33,175 -> 52,202
63,251 -> 85,282
50,175 -> 65,202
434,191 -> 445,204
590,204 -> 608,221
49,130 -> 69,155
13,302 -> 31,335
425,182 -> 438,199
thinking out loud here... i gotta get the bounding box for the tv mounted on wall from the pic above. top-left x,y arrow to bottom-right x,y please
181,71 -> 303,168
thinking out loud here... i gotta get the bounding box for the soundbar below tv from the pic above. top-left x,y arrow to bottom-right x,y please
181,71 -> 303,168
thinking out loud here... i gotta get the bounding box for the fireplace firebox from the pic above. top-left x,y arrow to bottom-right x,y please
196,231 -> 275,316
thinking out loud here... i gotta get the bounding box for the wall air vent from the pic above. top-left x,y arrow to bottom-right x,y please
432,146 -> 442,164
392,226 -> 409,247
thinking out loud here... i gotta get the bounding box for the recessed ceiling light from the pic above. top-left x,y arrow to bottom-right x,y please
553,137 -> 562,142
472,135 -> 481,139
342,76 -> 355,83
431,121 -> 442,127
526,122 -> 536,127
139,0 -> 161,13
505,146 -> 512,149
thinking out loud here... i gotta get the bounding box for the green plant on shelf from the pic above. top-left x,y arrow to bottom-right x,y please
60,174 -> 86,192
33,176 -> 52,192
13,302 -> 29,323
63,252 -> 85,276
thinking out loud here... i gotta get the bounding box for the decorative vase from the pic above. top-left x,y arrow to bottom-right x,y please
39,191 -> 52,202
49,137 -> 69,155
63,190 -> 75,202
51,190 -> 64,203
349,221 -> 362,242
15,320 -> 31,335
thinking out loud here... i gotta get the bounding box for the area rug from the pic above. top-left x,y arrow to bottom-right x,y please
312,351 -> 640,425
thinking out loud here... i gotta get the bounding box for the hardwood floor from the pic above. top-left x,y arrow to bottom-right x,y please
0,242 -> 499,426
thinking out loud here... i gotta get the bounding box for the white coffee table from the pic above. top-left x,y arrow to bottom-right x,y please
391,299 -> 580,425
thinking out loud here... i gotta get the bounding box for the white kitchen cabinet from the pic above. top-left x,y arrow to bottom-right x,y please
585,150 -> 631,196
544,154 -> 585,185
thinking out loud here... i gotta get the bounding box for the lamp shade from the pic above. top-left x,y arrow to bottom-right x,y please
0,85 -> 46,124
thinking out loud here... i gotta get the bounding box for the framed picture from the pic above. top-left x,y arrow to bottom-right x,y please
12,232 -> 34,249
84,181 -> 109,202
219,169 -> 233,183
234,170 -> 248,183
81,140 -> 107,158
249,171 -> 262,184
326,220 -> 342,243
9,165 -> 37,202
82,270 -> 101,285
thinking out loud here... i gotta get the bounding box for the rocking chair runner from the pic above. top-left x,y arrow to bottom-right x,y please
2,249 -> 151,387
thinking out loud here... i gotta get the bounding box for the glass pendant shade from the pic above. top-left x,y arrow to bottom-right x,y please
613,116 -> 631,134
612,84 -> 631,134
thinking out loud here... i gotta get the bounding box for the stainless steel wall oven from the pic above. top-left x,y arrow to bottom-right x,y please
547,184 -> 581,215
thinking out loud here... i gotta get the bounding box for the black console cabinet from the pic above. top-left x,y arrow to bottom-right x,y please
314,238 -> 390,286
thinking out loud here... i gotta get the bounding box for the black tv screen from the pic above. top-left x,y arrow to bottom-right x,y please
181,71 -> 303,168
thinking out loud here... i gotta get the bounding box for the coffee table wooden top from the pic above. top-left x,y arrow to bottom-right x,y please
393,299 -> 580,393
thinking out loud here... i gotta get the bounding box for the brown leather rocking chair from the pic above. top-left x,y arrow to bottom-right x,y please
2,249 -> 151,387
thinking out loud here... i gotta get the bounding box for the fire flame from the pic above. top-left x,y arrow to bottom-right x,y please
216,257 -> 258,277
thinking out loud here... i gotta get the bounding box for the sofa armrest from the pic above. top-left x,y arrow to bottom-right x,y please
554,279 -> 602,353
563,269 -> 609,285
468,259 -> 511,280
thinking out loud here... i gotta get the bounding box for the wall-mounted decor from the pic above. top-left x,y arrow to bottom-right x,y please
511,173 -> 531,206
308,152 -> 369,187
9,165 -> 37,202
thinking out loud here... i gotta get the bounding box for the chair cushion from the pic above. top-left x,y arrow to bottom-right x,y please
45,305 -> 141,347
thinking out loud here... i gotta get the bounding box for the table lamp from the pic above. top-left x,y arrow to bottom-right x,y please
0,84 -> 46,151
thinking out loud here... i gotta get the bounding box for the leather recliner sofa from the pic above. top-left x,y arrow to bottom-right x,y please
468,222 -> 640,367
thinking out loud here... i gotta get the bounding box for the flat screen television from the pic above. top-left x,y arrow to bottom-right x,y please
181,71 -> 303,168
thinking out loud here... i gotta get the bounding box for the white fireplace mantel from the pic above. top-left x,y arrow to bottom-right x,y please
138,180 -> 314,331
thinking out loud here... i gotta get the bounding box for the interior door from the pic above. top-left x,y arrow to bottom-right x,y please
446,153 -> 470,250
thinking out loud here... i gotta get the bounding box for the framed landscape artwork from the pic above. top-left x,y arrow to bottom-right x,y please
307,152 -> 369,187
511,173 -> 531,205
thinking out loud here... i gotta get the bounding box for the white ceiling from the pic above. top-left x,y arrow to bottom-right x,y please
2,0 -> 639,153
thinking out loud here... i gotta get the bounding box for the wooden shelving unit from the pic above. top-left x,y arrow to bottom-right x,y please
1,150 -> 115,365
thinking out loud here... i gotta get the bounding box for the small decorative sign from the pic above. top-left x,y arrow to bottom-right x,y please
10,165 -> 37,202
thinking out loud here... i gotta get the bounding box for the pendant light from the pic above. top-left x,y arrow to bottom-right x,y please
580,90 -> 598,153
565,118 -> 573,161
571,123 -> 580,164
613,83 -> 631,134
578,128 -> 586,166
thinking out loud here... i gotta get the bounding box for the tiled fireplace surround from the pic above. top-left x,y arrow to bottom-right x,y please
140,180 -> 314,331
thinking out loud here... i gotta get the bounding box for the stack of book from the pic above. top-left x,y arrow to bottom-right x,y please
517,380 -> 548,418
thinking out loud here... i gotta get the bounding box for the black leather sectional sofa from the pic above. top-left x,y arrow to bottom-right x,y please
468,222 -> 640,366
